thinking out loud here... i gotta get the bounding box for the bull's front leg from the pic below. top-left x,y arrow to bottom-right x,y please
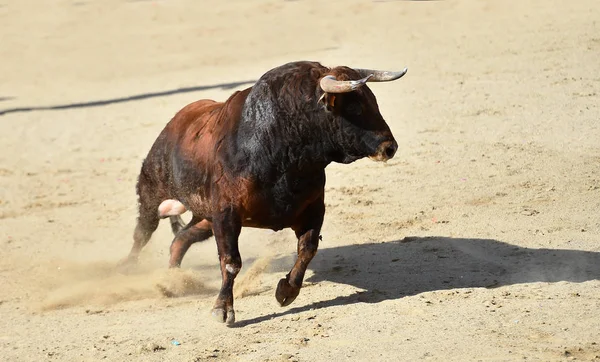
211,207 -> 242,325
276,199 -> 324,307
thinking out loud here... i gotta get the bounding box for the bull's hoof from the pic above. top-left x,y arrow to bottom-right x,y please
275,278 -> 300,307
211,308 -> 235,325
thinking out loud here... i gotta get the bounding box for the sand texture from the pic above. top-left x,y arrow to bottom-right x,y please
1,0 -> 599,360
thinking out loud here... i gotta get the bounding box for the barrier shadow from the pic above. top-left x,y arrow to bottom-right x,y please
0,80 -> 255,116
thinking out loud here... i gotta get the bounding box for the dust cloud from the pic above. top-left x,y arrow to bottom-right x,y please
8,260 -> 215,311
234,255 -> 274,299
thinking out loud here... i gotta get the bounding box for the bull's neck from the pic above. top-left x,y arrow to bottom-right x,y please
225,79 -> 342,181
232,111 -> 334,179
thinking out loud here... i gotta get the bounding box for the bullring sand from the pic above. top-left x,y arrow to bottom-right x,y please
0,0 -> 599,360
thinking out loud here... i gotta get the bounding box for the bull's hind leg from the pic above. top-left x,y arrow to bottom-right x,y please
119,204 -> 160,268
276,198 -> 324,307
118,173 -> 163,269
169,217 -> 214,267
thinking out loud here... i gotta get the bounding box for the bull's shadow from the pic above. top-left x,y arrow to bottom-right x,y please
236,236 -> 600,326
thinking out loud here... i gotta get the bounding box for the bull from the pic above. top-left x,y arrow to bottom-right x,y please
119,61 -> 407,324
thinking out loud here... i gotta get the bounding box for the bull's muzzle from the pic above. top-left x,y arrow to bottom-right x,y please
369,140 -> 398,162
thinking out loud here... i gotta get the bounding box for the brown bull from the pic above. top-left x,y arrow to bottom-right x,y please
120,61 -> 407,324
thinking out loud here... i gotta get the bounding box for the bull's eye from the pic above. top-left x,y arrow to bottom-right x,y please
346,103 -> 362,115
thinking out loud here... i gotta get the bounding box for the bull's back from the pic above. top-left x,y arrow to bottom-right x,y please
139,99 -> 223,200
139,88 -> 251,210
165,99 -> 222,141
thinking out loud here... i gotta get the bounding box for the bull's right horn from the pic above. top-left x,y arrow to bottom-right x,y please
319,74 -> 374,94
355,67 -> 408,82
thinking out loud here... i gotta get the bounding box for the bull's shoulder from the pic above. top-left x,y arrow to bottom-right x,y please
170,89 -> 252,135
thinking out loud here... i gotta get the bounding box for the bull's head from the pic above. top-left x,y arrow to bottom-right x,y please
318,67 -> 407,164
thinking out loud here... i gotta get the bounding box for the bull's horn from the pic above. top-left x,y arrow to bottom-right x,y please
355,67 -> 408,82
319,74 -> 373,94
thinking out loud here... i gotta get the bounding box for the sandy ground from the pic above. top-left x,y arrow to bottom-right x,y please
1,0 -> 599,360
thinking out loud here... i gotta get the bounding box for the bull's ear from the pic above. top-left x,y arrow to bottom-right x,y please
318,92 -> 336,111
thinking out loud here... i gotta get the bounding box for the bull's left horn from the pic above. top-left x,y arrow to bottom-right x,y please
319,74 -> 373,94
355,67 -> 408,82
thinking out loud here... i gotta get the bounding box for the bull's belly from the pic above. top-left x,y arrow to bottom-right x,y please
169,172 -> 325,231
238,187 -> 324,231
241,218 -> 289,232
239,209 -> 300,231
170,192 -> 320,231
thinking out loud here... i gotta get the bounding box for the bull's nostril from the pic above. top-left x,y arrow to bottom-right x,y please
385,144 -> 397,159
